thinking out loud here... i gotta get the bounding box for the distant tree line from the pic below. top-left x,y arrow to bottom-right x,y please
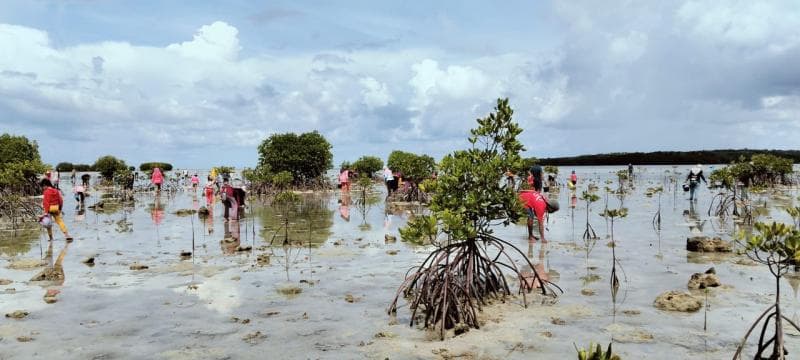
539,149 -> 800,166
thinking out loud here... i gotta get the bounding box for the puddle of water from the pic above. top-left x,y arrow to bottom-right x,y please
0,166 -> 799,359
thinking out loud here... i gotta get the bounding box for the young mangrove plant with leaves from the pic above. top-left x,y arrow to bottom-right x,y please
600,207 -> 628,304
733,221 -> 800,360
581,191 -> 600,240
388,98 -> 561,340
576,342 -> 621,360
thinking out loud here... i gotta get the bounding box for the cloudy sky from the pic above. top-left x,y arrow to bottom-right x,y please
1,1 -> 799,168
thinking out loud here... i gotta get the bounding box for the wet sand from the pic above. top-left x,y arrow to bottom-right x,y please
1,166 -> 799,359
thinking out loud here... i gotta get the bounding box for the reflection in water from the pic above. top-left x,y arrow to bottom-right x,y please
149,196 -> 164,226
338,193 -> 351,222
522,243 -> 552,289
684,202 -> 706,235
221,220 -> 241,255
0,225 -> 40,256
256,194 -> 334,245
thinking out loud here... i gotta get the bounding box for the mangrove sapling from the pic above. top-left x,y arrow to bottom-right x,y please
388,98 -> 561,340
575,342 -> 621,360
733,222 -> 800,360
581,191 -> 600,240
600,208 -> 628,304
650,186 -> 664,231
269,191 -> 301,246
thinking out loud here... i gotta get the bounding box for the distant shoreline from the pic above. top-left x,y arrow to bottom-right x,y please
538,149 -> 800,166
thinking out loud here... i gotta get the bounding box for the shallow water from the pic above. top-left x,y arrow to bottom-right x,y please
1,166 -> 800,359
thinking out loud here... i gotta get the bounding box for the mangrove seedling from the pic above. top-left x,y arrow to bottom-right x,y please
581,191 -> 600,240
388,98 -> 561,340
575,342 -> 621,360
600,208 -> 628,303
649,186 -> 664,231
733,221 -> 800,359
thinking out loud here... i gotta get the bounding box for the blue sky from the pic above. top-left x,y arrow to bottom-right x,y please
1,1 -> 799,168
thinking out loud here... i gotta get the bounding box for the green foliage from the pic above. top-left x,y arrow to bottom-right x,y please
242,165 -> 271,183
139,162 -> 173,172
272,171 -> 293,190
93,155 -> 128,179
273,191 -> 300,205
258,131 -> 333,184
386,150 -> 436,183
600,208 -> 629,219
0,133 -> 47,191
543,165 -> 559,175
581,191 -> 600,203
399,214 -> 440,245
213,166 -> 235,176
576,342 -> 621,360
339,161 -> 351,170
710,154 -> 794,188
356,174 -> 372,189
73,164 -> 93,171
404,98 -> 525,239
55,162 -> 74,172
741,222 -> 800,265
352,156 -> 384,177
616,170 -> 629,181
520,157 -> 538,174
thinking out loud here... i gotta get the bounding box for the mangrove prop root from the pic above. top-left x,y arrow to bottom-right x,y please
388,234 -> 561,340
732,303 -> 800,360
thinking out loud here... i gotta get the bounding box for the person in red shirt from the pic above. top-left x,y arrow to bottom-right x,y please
220,178 -> 238,221
519,189 -> 547,243
40,178 -> 73,241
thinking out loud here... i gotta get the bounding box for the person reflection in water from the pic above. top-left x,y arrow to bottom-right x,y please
151,196 -> 164,225
522,243 -> 550,289
221,219 -> 240,254
206,206 -> 214,234
683,201 -> 706,236
339,193 -> 351,221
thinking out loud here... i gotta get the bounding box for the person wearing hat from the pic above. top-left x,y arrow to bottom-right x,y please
686,164 -> 707,201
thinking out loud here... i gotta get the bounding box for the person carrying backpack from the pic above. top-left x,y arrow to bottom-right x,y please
39,179 -> 73,242
686,164 -> 707,201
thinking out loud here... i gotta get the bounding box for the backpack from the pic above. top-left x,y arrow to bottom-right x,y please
546,198 -> 560,213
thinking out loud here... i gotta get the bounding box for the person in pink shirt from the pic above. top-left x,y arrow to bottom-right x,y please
519,189 -> 547,243
570,170 -> 577,186
339,167 -> 351,192
191,174 -> 200,191
151,167 -> 164,193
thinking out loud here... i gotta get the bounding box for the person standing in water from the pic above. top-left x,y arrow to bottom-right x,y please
70,169 -> 77,184
519,189 -> 547,243
339,167 -> 351,192
151,167 -> 164,193
53,170 -> 61,190
40,179 -> 73,241
570,170 -> 577,186
191,174 -> 199,191
383,167 -> 394,195
628,163 -> 634,178
204,177 -> 215,206
220,178 -> 238,221
686,164 -> 707,201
